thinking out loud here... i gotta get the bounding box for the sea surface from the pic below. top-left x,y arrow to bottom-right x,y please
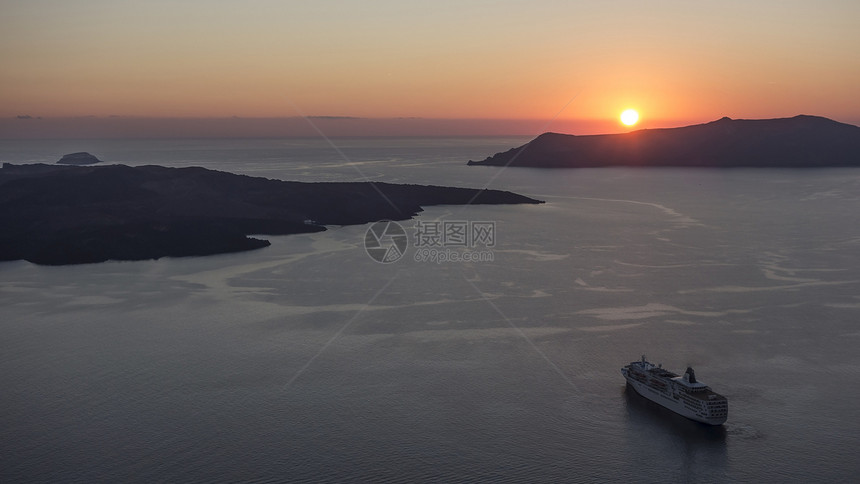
2,138 -> 860,483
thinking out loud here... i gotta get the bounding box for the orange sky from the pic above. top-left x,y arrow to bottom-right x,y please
2,1 -> 859,136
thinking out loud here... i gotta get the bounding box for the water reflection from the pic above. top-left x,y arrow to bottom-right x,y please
622,384 -> 729,481
623,384 -> 727,441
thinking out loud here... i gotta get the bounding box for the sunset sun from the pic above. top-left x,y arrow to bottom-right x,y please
620,109 -> 639,126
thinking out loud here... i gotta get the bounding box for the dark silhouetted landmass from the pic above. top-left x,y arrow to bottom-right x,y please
57,152 -> 102,165
468,115 -> 860,168
0,164 -> 542,265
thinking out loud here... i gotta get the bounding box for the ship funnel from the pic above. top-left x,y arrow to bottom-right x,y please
684,367 -> 697,384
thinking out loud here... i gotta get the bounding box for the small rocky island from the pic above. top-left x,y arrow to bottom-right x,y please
0,163 -> 543,265
468,115 -> 860,168
57,152 -> 103,165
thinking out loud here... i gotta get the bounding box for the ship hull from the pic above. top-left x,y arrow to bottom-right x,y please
623,374 -> 726,425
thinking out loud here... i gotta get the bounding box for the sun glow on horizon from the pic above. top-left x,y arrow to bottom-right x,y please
620,109 -> 640,126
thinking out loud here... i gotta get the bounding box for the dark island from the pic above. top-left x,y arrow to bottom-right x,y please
57,152 -> 103,165
468,115 -> 860,168
0,163 -> 543,265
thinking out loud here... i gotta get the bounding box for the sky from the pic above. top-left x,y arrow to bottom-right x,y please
2,0 -> 859,137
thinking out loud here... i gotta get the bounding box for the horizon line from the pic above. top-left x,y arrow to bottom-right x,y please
3,114 -> 858,140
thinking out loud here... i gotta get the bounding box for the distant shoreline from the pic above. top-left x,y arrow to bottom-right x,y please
468,115 -> 860,169
0,163 -> 543,265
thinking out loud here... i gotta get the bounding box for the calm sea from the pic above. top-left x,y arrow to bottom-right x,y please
2,138 -> 859,482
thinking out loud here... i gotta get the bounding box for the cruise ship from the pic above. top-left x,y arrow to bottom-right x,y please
621,356 -> 728,425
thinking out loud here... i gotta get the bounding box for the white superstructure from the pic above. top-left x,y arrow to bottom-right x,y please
621,355 -> 727,425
